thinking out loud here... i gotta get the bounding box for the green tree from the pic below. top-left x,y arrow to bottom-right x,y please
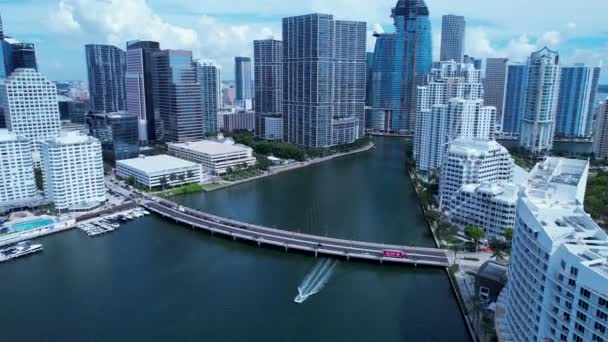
503,227 -> 514,242
448,243 -> 463,264
127,176 -> 136,187
464,226 -> 486,252
34,168 -> 44,191
489,239 -> 509,260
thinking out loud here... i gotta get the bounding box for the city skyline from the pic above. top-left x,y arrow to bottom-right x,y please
2,0 -> 607,82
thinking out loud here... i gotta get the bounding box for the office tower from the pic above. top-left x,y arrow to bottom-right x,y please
41,132 -> 106,211
89,112 -> 139,163
502,63 -> 528,135
370,0 -> 433,132
199,63 -> 221,135
366,52 -> 374,108
223,86 -> 236,106
483,58 -> 508,132
498,158 -> 608,342
1,68 -> 61,153
126,40 -> 160,144
0,129 -> 37,209
283,13 -> 366,148
519,47 -> 560,153
235,57 -> 252,100
594,101 -> 608,160
219,110 -> 255,133
57,95 -> 87,124
152,50 -> 203,143
85,44 -> 127,113
254,39 -> 282,139
440,15 -> 465,63
11,43 -> 37,71
414,61 -> 493,171
556,64 -> 601,138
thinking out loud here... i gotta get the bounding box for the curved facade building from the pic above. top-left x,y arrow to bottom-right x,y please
369,0 -> 433,133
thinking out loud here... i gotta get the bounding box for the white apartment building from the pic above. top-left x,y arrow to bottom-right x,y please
116,155 -> 203,189
440,138 -> 514,209
41,132 -> 106,211
168,138 -> 256,175
1,69 -> 61,155
414,61 -> 495,171
499,158 -> 608,342
0,129 -> 37,210
264,116 -> 283,141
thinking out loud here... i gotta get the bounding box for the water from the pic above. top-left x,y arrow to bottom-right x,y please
295,258 -> 338,303
0,137 -> 471,341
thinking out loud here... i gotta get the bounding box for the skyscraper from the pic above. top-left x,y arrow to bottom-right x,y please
414,61 -> 494,171
440,15 -> 465,63
11,43 -> 37,71
498,157 -> 608,342
152,50 -> 203,143
86,44 -> 127,113
483,58 -> 508,132
0,68 -> 61,153
89,112 -> 139,163
126,40 -> 160,144
556,64 -> 600,138
370,0 -> 433,133
254,39 -> 283,139
283,13 -> 366,148
519,47 -> 560,153
594,101 -> 608,160
502,63 -> 528,135
235,57 -> 252,100
199,63 -> 221,135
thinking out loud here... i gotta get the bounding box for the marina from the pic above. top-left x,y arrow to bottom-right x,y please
78,208 -> 150,237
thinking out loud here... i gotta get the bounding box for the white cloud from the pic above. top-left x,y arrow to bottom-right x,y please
48,1 -> 81,33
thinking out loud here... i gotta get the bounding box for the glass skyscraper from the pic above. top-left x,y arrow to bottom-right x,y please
235,57 -> 252,100
85,44 -> 127,113
483,58 -> 508,132
152,50 -> 203,143
370,0 -> 433,133
502,63 -> 528,135
11,43 -> 37,71
283,13 -> 366,148
126,40 -> 160,144
199,63 -> 221,135
440,15 -> 465,63
89,112 -> 139,163
556,64 -> 601,138
254,39 -> 283,139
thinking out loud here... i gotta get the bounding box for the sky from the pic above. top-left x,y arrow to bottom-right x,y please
2,0 -> 607,82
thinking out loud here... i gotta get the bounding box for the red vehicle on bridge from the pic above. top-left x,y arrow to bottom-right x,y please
383,250 -> 409,259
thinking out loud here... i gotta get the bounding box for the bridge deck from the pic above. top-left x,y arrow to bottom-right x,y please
142,199 -> 449,267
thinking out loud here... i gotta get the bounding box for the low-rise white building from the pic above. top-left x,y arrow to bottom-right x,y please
41,132 -> 106,211
499,157 -> 608,342
168,138 -> 256,175
0,130 -> 38,211
116,155 -> 203,190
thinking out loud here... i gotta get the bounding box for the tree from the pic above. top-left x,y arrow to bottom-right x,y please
159,176 -> 168,191
503,228 -> 514,242
448,243 -> 463,264
34,168 -> 44,191
127,176 -> 136,187
489,239 -> 509,260
425,209 -> 439,224
464,226 -> 486,252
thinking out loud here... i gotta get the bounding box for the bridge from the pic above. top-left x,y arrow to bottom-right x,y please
141,198 -> 449,268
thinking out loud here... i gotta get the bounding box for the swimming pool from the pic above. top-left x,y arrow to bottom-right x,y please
12,219 -> 54,232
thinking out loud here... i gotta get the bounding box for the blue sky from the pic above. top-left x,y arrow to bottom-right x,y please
2,0 -> 607,82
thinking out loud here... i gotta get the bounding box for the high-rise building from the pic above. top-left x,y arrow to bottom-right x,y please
414,61 -> 494,171
0,129 -> 37,209
41,132 -> 106,211
11,43 -> 37,71
497,157 -> 608,342
1,68 -> 61,153
283,13 -> 366,148
483,58 -> 508,132
369,0 -> 433,132
219,110 -> 255,133
199,63 -> 221,135
152,50 -> 203,143
366,52 -> 374,108
89,112 -> 139,163
502,63 -> 528,135
86,44 -> 127,113
57,95 -> 87,124
126,40 -> 160,144
519,47 -> 560,153
556,64 -> 601,138
235,57 -> 252,101
464,55 -> 483,70
254,39 -> 283,139
594,101 -> 608,160
440,15 -> 465,63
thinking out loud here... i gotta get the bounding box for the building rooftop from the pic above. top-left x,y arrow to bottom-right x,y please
477,260 -> 508,283
44,131 -> 97,146
117,155 -> 199,174
448,138 -> 509,157
461,182 -> 520,204
169,139 -> 252,156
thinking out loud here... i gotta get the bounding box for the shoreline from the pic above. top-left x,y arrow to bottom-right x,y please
202,142 -> 376,192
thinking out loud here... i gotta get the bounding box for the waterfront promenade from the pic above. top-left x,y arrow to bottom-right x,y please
142,198 -> 450,267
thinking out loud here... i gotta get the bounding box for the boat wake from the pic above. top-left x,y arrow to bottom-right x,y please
294,258 -> 338,304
